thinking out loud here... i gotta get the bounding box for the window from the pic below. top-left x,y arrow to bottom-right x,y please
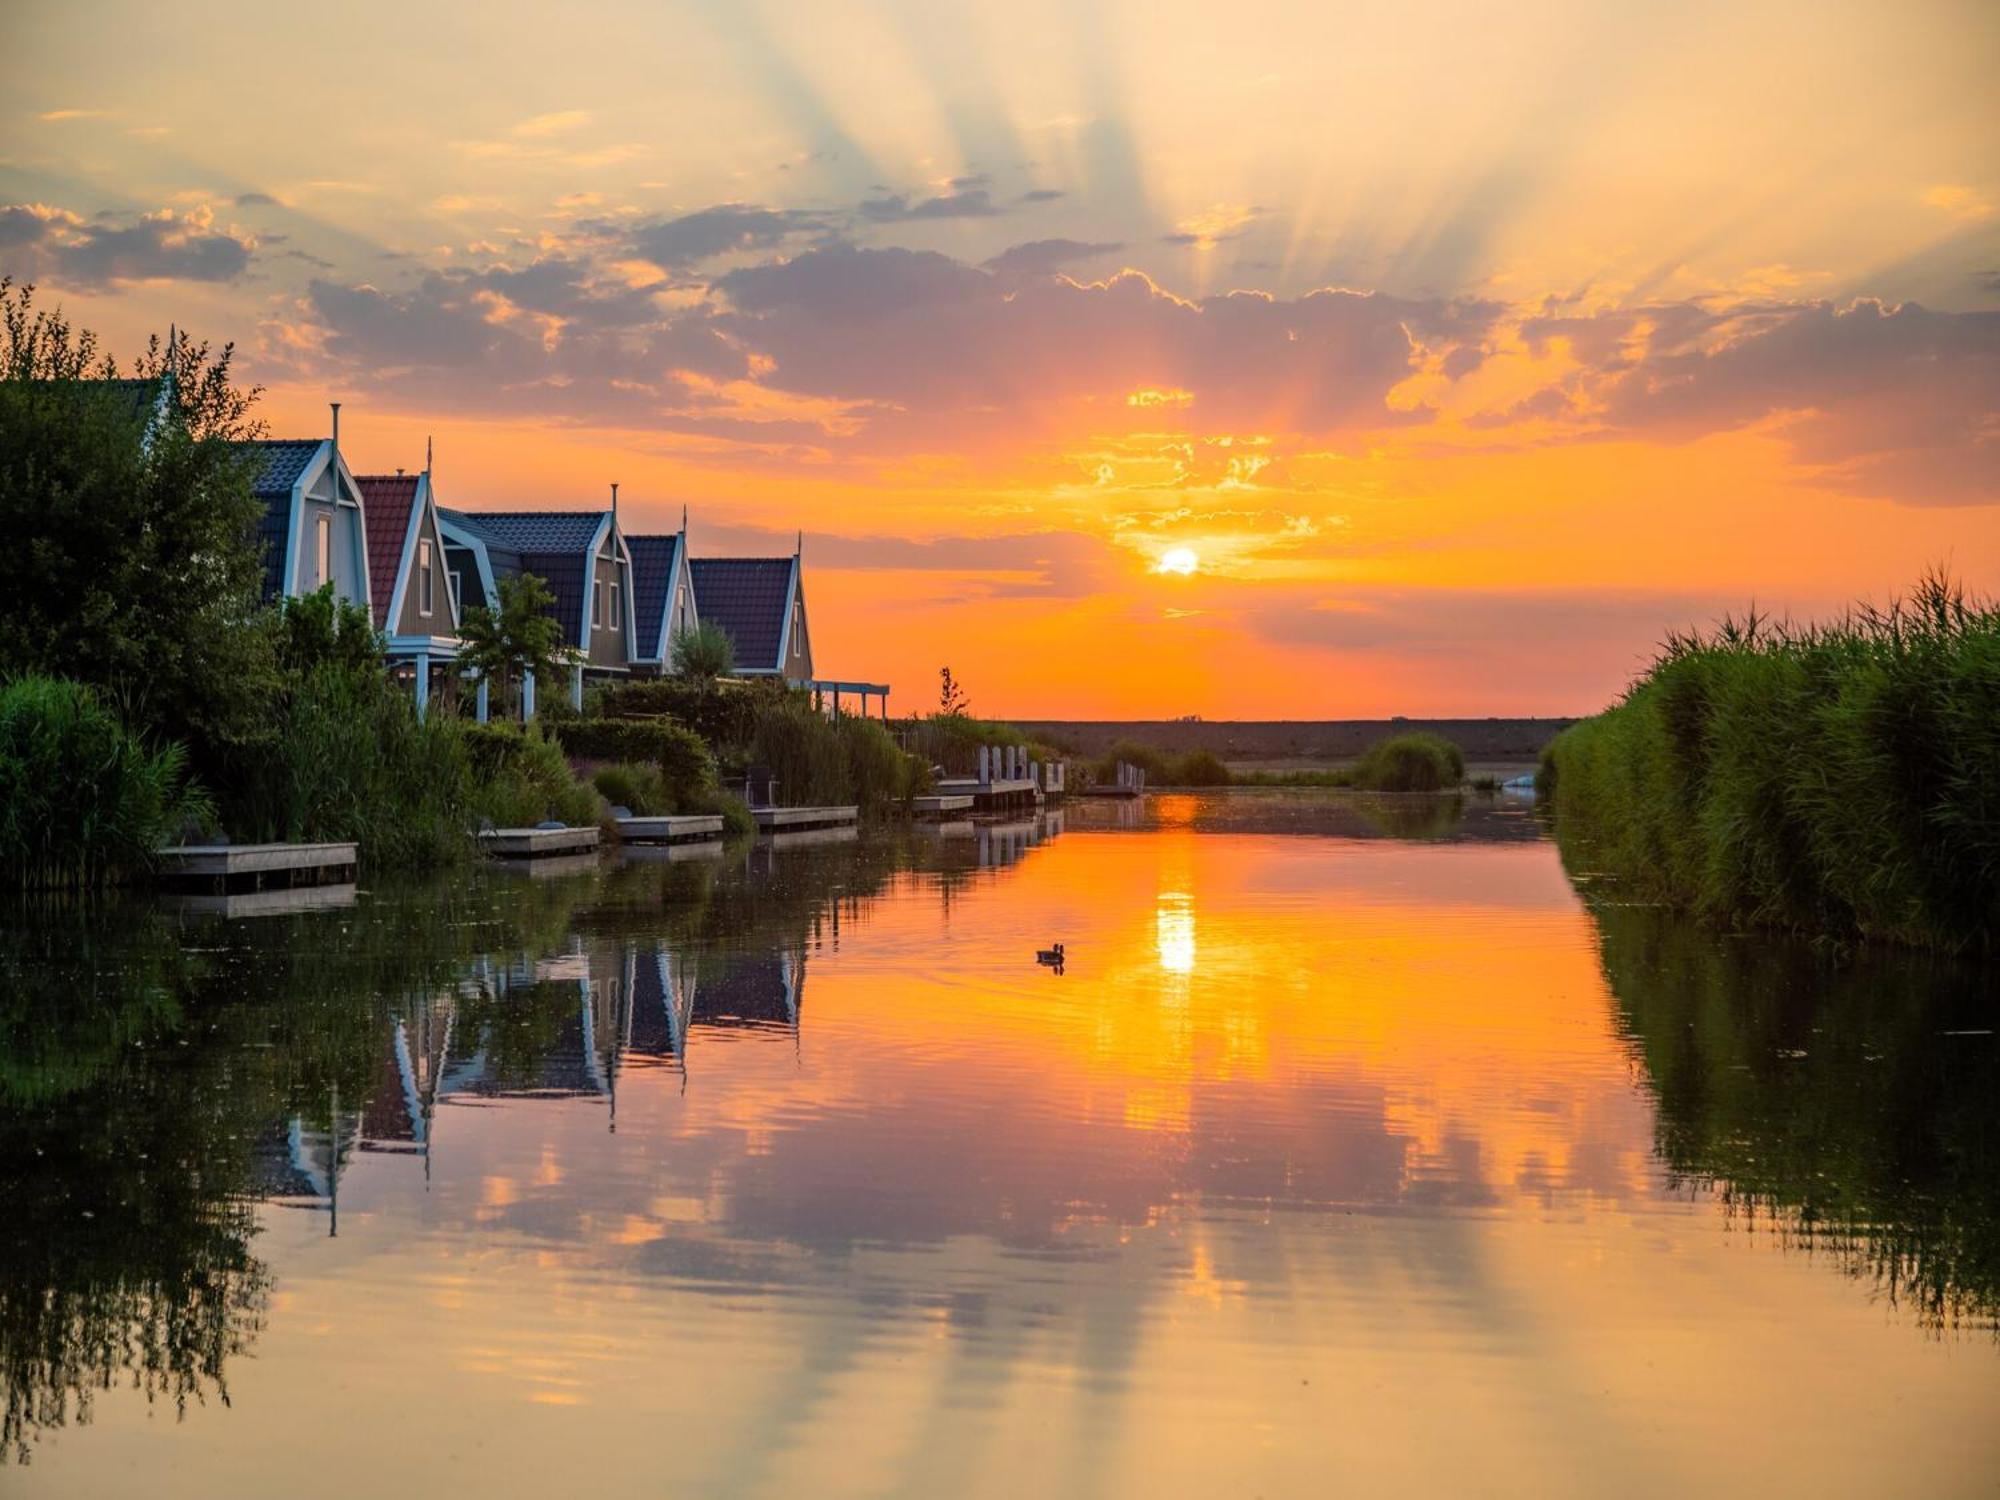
449,570 -> 463,616
418,540 -> 434,616
316,514 -> 332,587
610,579 -> 621,632
677,584 -> 687,629
591,580 -> 601,630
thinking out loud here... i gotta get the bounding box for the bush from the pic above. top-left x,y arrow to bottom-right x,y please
462,721 -> 601,829
1543,574 -> 2000,950
0,677 -> 211,888
834,714 -> 926,812
1348,732 -> 1466,792
223,662 -> 474,869
553,715 -> 717,811
671,620 -> 736,681
592,762 -> 669,815
594,676 -> 773,750
1169,749 -> 1232,786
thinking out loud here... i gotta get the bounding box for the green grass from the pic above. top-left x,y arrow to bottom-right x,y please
0,677 -> 210,889
1542,573 -> 2000,951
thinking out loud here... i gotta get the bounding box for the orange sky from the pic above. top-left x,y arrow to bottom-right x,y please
4,0 -> 1997,715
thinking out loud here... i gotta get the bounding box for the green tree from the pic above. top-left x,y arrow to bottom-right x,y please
671,620 -> 736,684
456,572 -> 571,718
0,280 -> 278,765
278,584 -> 382,676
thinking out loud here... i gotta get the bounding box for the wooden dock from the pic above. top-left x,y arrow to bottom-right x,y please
154,841 -> 357,892
911,793 -> 974,818
479,826 -> 601,858
615,813 -> 725,845
752,805 -> 858,833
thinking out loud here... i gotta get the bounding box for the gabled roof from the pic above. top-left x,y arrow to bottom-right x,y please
456,511 -> 604,554
690,557 -> 795,672
242,439 -> 327,599
627,533 -> 685,661
356,475 -> 419,628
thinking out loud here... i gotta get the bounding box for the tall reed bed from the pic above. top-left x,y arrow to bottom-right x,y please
1542,574 -> 2000,950
0,677 -> 209,889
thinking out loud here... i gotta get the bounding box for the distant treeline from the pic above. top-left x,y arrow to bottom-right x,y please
1015,717 -> 1574,764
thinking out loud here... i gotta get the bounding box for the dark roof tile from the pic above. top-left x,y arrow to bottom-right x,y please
356,475 -> 420,628
627,533 -> 683,660
690,558 -> 794,671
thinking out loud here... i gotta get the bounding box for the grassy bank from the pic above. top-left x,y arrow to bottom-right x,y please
1541,575 -> 1999,951
1108,730 -> 1473,792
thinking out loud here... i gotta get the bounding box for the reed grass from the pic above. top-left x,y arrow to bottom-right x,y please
0,677 -> 211,889
1542,573 -> 2000,950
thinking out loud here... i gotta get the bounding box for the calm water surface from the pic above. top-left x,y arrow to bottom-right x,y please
5,793 -> 1997,1497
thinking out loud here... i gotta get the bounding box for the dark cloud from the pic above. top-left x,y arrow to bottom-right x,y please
0,203 -> 252,286
1019,189 -> 1066,203
623,202 -> 835,270
235,191 -> 280,208
982,238 -> 1125,277
1543,298 -> 2000,505
857,188 -> 1001,222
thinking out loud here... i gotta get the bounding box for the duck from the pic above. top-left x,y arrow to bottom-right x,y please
1036,942 -> 1066,968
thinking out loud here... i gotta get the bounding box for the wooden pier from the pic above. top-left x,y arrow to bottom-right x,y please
614,813 -> 725,845
911,793 -> 974,818
752,805 -> 859,833
479,826 -> 601,858
1081,760 -> 1148,798
154,841 -> 358,893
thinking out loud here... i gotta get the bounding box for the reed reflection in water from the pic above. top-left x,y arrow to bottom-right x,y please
2,798 -> 1996,1497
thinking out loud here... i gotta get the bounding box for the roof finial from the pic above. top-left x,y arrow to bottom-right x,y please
425,434 -> 433,477
796,528 -> 803,559
680,503 -> 688,536
610,481 -> 619,523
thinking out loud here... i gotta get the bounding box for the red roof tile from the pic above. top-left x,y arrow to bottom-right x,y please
357,475 -> 420,629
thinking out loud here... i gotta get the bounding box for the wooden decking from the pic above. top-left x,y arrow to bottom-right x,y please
479,826 -> 601,858
911,793 -> 974,818
751,805 -> 858,833
932,776 -> 1041,813
154,841 -> 358,892
615,813 -> 725,845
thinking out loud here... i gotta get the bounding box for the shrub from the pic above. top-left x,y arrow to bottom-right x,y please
1348,732 -> 1466,792
671,620 -> 736,681
553,715 -> 717,810
223,662 -> 473,869
0,677 -> 211,888
1543,574 -> 2000,950
462,721 -> 600,829
834,714 -> 926,812
594,676 -> 773,750
592,762 -> 668,815
1169,749 -> 1232,786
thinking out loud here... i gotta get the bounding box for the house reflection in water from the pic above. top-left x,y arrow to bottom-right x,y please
261,937 -> 810,1227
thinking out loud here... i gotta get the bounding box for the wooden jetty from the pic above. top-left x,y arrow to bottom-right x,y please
154,841 -> 357,893
479,826 -> 601,858
933,745 -> 1060,814
752,805 -> 859,833
1082,760 -> 1148,798
615,813 -> 725,845
911,793 -> 974,819
159,882 -> 358,918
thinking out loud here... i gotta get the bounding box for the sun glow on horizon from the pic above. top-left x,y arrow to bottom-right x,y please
1159,547 -> 1200,576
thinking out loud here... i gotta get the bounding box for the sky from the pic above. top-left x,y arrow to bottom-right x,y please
4,0 -> 1997,718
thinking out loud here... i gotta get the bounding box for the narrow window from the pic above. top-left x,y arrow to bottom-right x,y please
418,540 -> 434,616
449,570 -> 463,615
610,579 -> 621,632
316,514 -> 332,587
592,580 -> 601,630
677,584 -> 687,629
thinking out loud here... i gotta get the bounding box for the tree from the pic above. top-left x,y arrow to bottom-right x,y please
278,585 -> 382,676
456,572 -> 571,717
0,279 -> 277,766
671,620 -> 736,685
938,666 -> 970,717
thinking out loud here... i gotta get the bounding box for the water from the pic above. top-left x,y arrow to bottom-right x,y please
4,793 -> 1997,1497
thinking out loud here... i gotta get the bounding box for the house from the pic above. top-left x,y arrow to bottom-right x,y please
242,410 -> 372,613
357,459 -> 459,715
626,514 -> 699,672
689,546 -> 813,683
436,497 -> 638,709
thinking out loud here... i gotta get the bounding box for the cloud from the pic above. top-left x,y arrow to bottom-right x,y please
622,203 -> 836,270
1162,203 -> 1260,247
983,238 -> 1125,277
858,187 -> 1002,221
1545,298 -> 2000,505
512,109 -> 592,138
1923,184 -> 1995,223
1020,189 -> 1066,203
235,191 -> 281,208
0,202 -> 253,286
37,108 -> 106,122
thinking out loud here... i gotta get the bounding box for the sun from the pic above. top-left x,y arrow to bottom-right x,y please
1158,546 -> 1199,576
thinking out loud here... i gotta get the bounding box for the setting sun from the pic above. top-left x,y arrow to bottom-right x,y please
1159,547 -> 1200,577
